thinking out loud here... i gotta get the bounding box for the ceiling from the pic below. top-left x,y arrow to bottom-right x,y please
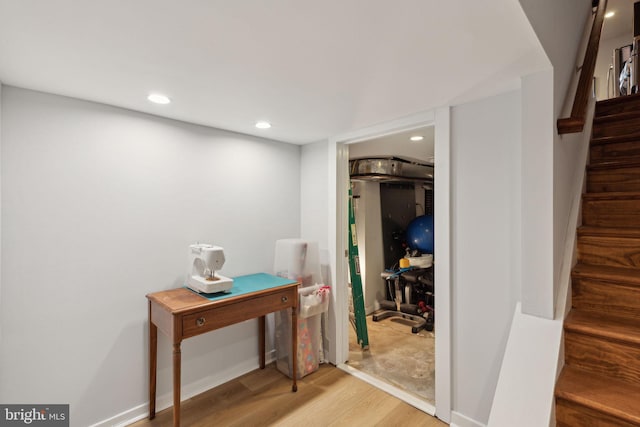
349,126 -> 435,164
0,0 -> 548,145
602,0 -> 635,40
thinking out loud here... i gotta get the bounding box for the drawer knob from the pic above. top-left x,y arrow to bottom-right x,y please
196,317 -> 206,327
281,296 -> 288,303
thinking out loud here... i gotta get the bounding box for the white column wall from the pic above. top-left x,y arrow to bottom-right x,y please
517,0 -> 593,318
352,180 -> 384,314
520,69 -> 555,320
450,90 -> 522,425
301,140 -> 329,252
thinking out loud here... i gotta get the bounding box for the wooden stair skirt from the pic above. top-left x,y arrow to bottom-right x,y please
555,93 -> 640,427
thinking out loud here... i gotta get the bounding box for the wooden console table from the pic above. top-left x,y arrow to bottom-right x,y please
147,273 -> 299,427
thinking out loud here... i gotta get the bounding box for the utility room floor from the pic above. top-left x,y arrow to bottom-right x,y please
348,314 -> 435,404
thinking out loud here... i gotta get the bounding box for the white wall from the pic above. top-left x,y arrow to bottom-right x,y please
482,3 -> 595,424
0,87 -> 301,426
450,90 -> 522,425
518,0 -> 591,116
517,0 -> 591,318
351,181 -> 384,314
300,140 -> 332,291
488,96 -> 594,427
519,69 -> 555,320
301,141 -> 329,252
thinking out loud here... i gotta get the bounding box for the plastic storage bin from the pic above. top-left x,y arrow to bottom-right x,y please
273,238 -> 329,379
273,239 -> 322,286
275,284 -> 330,379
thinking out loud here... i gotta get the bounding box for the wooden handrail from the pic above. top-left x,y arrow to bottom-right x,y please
557,0 -> 608,134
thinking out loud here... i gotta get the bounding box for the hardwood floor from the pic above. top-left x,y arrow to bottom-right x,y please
130,364 -> 447,427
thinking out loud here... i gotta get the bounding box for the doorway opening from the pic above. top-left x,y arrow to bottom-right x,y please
329,108 -> 450,422
346,126 -> 436,406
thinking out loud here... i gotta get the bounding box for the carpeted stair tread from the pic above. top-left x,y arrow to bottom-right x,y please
556,365 -> 640,425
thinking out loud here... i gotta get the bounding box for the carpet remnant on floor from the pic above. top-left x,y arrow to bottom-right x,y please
348,315 -> 435,404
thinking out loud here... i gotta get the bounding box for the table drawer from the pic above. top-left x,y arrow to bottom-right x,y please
182,287 -> 296,338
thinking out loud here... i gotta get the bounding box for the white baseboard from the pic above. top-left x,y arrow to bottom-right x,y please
451,411 -> 486,427
89,351 -> 276,427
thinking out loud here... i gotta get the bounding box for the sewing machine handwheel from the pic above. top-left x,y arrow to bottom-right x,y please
196,317 -> 206,327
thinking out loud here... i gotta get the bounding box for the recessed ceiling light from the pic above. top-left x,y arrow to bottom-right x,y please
410,135 -> 424,142
147,93 -> 171,104
605,11 -> 615,18
255,121 -> 272,129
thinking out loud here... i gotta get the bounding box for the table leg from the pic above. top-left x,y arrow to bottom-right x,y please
149,302 -> 157,419
259,315 -> 266,369
291,307 -> 298,392
173,342 -> 181,427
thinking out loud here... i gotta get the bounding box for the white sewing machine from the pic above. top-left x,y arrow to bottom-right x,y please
186,243 -> 234,294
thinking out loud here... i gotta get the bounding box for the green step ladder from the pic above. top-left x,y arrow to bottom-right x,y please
348,188 -> 369,349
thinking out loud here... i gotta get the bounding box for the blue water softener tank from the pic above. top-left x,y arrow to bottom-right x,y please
406,214 -> 434,253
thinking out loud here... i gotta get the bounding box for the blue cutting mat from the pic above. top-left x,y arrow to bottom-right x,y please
192,273 -> 297,302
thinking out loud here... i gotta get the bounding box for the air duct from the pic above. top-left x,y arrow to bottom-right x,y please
349,157 -> 433,183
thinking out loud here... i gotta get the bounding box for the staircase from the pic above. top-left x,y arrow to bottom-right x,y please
555,94 -> 640,427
